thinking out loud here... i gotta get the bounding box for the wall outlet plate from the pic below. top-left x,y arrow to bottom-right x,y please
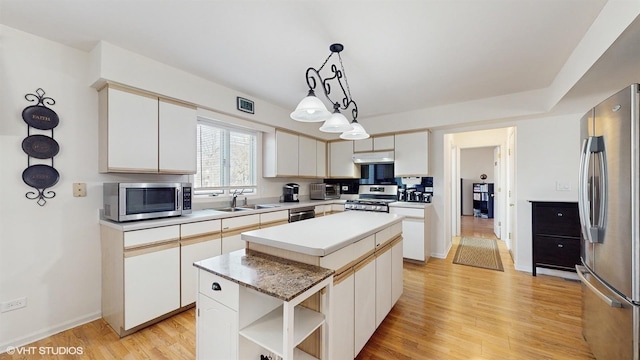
1,297 -> 27,312
73,182 -> 87,197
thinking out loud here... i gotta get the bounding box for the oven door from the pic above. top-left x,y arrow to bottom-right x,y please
120,183 -> 182,221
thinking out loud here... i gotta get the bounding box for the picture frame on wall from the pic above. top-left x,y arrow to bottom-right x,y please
237,97 -> 254,114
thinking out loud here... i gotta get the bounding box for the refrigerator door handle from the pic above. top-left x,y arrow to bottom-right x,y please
576,265 -> 622,308
595,136 -> 608,242
578,138 -> 593,242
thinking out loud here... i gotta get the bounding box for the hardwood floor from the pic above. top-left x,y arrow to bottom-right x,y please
1,217 -> 594,359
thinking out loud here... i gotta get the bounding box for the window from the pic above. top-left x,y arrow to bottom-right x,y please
194,119 -> 257,196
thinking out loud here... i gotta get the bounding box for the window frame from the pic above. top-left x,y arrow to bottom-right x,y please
194,118 -> 258,197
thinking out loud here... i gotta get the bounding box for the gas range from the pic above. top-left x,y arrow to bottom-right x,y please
344,184 -> 398,213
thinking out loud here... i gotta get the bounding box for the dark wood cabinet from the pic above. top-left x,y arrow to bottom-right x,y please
531,201 -> 580,276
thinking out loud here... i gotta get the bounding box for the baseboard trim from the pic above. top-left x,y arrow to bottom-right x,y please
0,311 -> 101,354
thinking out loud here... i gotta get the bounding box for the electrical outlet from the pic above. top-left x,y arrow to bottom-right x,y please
73,183 -> 87,197
1,297 -> 27,313
555,181 -> 571,191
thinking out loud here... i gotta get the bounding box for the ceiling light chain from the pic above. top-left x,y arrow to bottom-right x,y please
290,43 -> 369,140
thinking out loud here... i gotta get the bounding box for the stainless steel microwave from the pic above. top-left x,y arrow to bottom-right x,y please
103,182 -> 192,222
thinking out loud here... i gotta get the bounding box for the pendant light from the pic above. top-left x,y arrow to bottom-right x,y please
290,43 -> 368,138
340,119 -> 369,140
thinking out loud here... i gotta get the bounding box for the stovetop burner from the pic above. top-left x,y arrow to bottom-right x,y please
345,184 -> 398,212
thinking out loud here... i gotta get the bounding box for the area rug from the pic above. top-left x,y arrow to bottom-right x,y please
453,237 -> 504,272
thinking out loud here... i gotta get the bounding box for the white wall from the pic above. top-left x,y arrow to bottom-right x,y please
460,147 -> 495,183
0,25 -> 103,348
430,115 -> 580,270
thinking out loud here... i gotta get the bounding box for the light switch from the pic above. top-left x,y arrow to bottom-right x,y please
73,183 -> 87,197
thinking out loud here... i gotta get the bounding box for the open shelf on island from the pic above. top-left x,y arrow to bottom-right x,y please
239,305 -> 325,358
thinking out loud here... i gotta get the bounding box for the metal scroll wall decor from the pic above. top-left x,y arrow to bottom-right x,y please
21,88 -> 60,206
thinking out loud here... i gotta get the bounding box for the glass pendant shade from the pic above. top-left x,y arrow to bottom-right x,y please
290,90 -> 332,122
340,121 -> 370,140
319,110 -> 353,133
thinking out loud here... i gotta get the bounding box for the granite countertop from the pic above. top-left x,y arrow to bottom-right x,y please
241,211 -> 404,256
194,249 -> 334,302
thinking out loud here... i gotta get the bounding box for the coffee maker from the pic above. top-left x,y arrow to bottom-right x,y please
283,183 -> 299,202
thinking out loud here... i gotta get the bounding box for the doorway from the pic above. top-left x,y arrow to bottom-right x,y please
460,146 -> 498,238
445,127 -> 515,256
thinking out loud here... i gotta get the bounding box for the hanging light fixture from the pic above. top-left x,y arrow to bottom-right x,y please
290,43 -> 369,139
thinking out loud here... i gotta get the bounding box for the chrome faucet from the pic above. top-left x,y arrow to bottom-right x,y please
230,189 -> 244,209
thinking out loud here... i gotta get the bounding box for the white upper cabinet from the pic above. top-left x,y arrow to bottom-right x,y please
298,135 -> 317,177
316,140 -> 327,178
158,99 -> 197,174
99,85 -> 196,174
353,138 -> 373,152
394,131 -> 429,176
263,130 -> 326,178
373,135 -> 394,151
353,135 -> 394,152
329,140 -> 359,178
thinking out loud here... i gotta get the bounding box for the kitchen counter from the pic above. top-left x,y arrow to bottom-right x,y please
194,249 -> 334,302
99,199 -> 345,231
241,211 -> 404,256
389,201 -> 433,209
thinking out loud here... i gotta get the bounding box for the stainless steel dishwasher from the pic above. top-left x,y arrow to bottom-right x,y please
288,206 -> 315,222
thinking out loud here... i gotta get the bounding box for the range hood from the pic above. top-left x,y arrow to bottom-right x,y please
352,151 -> 394,164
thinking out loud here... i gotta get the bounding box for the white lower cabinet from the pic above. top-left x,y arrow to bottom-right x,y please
124,244 -> 180,329
375,245 -> 393,328
390,206 -> 431,262
197,294 -> 238,360
354,255 -> 376,356
329,269 -> 355,359
181,220 -> 222,306
222,214 -> 260,254
391,238 -> 404,305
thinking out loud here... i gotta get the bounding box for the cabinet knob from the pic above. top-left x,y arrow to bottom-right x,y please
212,282 -> 222,291
557,244 -> 564,248
557,212 -> 563,217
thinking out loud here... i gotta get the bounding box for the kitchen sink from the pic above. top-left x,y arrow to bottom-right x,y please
212,207 -> 252,212
242,204 -> 282,210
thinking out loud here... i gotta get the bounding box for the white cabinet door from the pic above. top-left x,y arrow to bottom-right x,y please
329,140 -> 359,178
316,140 -> 327,178
277,131 -> 299,176
158,99 -> 197,174
181,239 -> 221,306
221,233 -> 246,253
354,138 -> 373,152
402,218 -> 426,261
354,256 -> 376,356
196,293 -> 238,360
394,131 -> 429,176
124,245 -> 180,329
391,239 -> 404,305
373,135 -> 394,151
375,247 -> 392,328
298,135 -> 317,177
329,271 -> 355,359
100,86 -> 158,173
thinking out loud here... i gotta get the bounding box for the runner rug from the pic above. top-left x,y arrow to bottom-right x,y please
453,237 -> 504,272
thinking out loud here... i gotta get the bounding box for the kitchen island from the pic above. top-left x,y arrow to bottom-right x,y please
196,210 -> 404,359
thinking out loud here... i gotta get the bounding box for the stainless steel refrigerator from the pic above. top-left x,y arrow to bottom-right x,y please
577,84 -> 640,360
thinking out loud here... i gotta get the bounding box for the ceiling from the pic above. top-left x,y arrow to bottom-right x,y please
2,0 -> 639,128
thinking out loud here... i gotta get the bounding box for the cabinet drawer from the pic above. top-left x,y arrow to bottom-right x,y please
198,270 -> 239,311
534,235 -> 580,268
124,225 -> 180,249
532,203 -> 580,237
